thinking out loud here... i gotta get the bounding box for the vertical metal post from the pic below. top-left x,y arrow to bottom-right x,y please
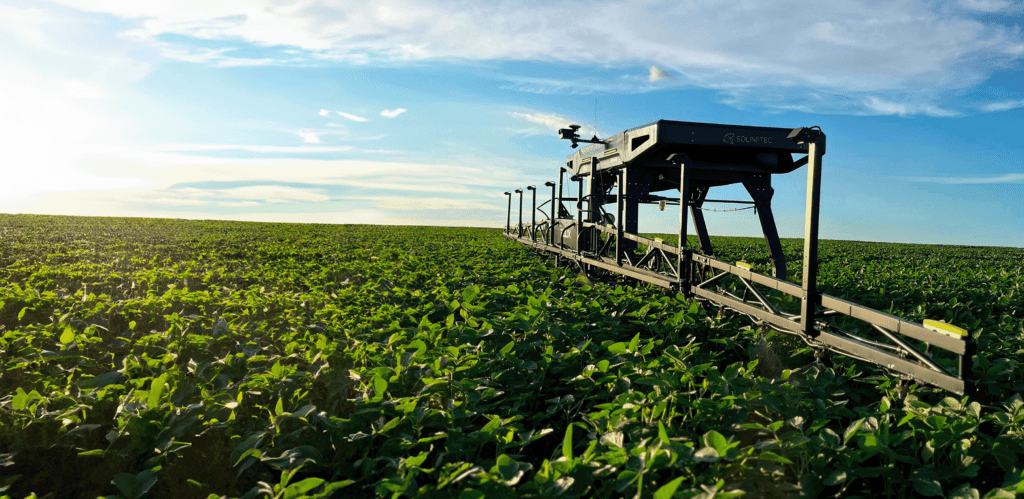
576,177 -> 583,229
504,192 -> 511,234
516,189 -> 523,238
528,186 -> 537,241
674,154 -> 690,293
800,141 -> 823,337
547,181 -> 556,244
616,170 -> 624,265
588,159 -> 598,223
557,168 -> 564,217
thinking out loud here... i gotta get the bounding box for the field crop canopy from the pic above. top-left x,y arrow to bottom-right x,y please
0,214 -> 1022,498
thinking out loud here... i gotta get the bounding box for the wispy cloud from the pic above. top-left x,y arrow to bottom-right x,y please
336,111 -> 368,122
53,0 -> 1024,115
957,0 -> 1013,13
510,111 -> 598,137
216,210 -> 502,228
74,147 -> 511,193
316,109 -> 369,122
62,80 -> 104,99
980,100 -> 1024,112
297,130 -> 322,144
862,96 -> 960,117
906,173 -> 1024,184
134,39 -> 286,67
169,185 -> 332,204
295,128 -> 348,144
380,108 -> 407,118
159,144 -> 362,153
369,197 -> 503,212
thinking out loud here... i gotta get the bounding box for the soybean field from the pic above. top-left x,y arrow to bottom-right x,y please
1,214 -> 1023,499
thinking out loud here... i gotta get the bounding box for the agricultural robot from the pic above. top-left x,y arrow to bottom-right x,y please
503,120 -> 975,395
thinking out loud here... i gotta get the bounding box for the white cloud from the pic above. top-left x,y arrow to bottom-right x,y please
75,147 -> 508,192
213,210 -> 501,227
862,96 -> 960,117
157,143 -> 372,153
907,173 -> 1024,184
980,99 -> 1024,112
295,127 -> 348,144
138,41 -> 284,67
511,112 -> 598,138
49,0 -> 1024,115
380,108 -> 407,118
370,197 -> 503,212
957,0 -> 1012,12
0,4 -> 51,47
297,130 -> 321,144
62,80 -> 105,99
171,185 -> 331,203
336,111 -> 368,122
318,109 -> 330,117
648,66 -> 674,82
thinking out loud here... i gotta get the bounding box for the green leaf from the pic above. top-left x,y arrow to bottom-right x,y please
459,490 -> 486,499
820,428 -> 840,448
658,421 -> 670,444
693,447 -> 719,463
407,339 -> 427,357
628,333 -> 640,352
548,477 -> 575,496
462,285 -> 481,303
271,360 -> 285,378
758,451 -> 793,464
112,470 -> 158,499
405,450 -> 430,468
500,340 -> 515,358
913,478 -> 943,497
373,376 -> 388,400
823,470 -> 847,486
608,342 -> 628,355
653,476 -> 687,499
597,359 -> 610,372
562,424 -> 573,460
283,477 -> 325,499
148,373 -> 168,409
59,326 -> 75,344
911,469 -> 943,497
496,454 -> 518,481
843,418 -> 865,445
275,397 -> 285,416
703,430 -> 729,455
948,483 -> 980,499
230,433 -> 265,466
12,388 -> 35,411
79,371 -> 123,389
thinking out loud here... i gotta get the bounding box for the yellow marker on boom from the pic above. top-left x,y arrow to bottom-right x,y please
923,319 -> 968,338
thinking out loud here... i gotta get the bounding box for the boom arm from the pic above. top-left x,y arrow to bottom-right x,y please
504,120 -> 974,395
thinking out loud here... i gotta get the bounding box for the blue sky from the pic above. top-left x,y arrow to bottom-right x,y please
1,0 -> 1022,247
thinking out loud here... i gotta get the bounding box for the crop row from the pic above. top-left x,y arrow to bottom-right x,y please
0,214 -> 1022,498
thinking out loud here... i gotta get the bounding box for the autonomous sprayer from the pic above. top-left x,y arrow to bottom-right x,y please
503,120 -> 975,395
